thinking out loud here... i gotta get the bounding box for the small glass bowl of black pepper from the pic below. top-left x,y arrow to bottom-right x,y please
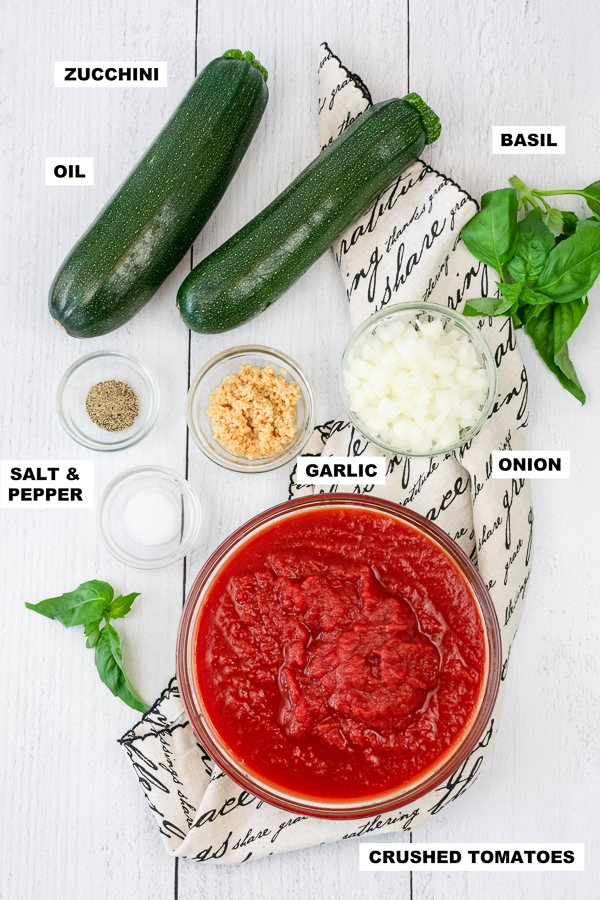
57,351 -> 160,451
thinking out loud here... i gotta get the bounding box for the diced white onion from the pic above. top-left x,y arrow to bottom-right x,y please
344,313 -> 490,453
344,370 -> 360,392
349,358 -> 373,380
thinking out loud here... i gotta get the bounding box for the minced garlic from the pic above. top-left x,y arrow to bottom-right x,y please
207,365 -> 300,460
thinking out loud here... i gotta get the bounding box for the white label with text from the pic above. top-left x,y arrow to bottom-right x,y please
46,157 -> 94,185
492,126 -> 565,154
491,450 -> 569,479
296,456 -> 386,485
359,842 -> 584,871
1,461 -> 94,508
55,61 -> 167,87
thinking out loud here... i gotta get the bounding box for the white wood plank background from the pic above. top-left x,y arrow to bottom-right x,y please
1,0 -> 598,898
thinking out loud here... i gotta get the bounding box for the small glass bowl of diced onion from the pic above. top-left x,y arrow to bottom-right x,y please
340,303 -> 498,457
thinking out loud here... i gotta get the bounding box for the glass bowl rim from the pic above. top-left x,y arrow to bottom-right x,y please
177,493 -> 502,819
340,302 -> 499,458
97,464 -> 202,569
186,344 -> 317,474
56,349 -> 160,452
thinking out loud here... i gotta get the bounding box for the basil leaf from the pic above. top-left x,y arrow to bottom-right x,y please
94,625 -> 150,713
525,304 -> 586,403
463,296 -> 514,317
497,281 -> 523,302
553,296 -> 588,355
576,217 -> 600,232
108,592 -> 140,619
581,180 -> 600,218
85,621 -> 101,648
561,211 -> 579,236
521,287 -> 553,306
25,579 -> 112,628
554,344 -> 583,386
520,303 -> 546,326
507,208 -> 555,283
461,188 -> 518,274
541,207 -> 564,237
536,228 -> 600,302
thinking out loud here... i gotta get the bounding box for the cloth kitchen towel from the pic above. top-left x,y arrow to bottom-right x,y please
120,43 -> 533,864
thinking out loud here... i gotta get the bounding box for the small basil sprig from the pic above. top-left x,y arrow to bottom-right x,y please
26,580 -> 149,713
461,176 -> 600,404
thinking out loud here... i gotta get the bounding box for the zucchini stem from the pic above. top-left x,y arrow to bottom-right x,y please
404,93 -> 441,144
223,49 -> 268,82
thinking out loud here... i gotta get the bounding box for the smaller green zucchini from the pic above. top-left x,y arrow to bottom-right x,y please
176,92 -> 441,333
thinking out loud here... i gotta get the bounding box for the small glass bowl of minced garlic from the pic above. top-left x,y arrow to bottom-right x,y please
57,351 -> 160,451
187,346 -> 316,473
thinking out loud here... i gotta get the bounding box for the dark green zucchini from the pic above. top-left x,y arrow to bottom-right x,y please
176,92 -> 440,333
50,51 -> 268,338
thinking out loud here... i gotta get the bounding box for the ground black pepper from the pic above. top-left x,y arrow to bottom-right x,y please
85,380 -> 139,432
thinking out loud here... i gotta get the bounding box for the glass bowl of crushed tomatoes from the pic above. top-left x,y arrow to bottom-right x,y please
177,494 -> 501,819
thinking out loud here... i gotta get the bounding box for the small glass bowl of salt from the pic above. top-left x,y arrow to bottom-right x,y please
97,466 -> 202,568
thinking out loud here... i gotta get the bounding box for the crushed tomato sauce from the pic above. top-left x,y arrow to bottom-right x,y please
194,507 -> 487,801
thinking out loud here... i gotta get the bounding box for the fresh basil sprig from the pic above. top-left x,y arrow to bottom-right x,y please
461,176 -> 600,403
25,580 -> 149,713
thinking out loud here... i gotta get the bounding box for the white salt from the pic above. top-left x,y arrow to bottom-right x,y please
124,489 -> 180,546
